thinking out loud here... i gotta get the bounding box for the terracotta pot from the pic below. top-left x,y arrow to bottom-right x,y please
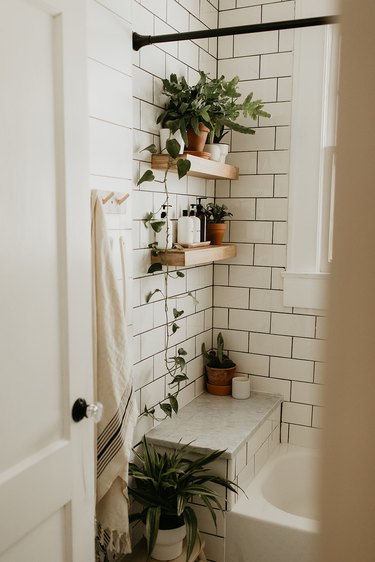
206,382 -> 231,396
186,123 -> 209,152
206,223 -> 227,245
206,365 -> 236,386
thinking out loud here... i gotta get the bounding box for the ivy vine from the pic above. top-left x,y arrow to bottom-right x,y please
137,139 -> 193,420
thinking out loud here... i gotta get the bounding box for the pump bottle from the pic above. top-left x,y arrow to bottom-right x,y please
189,204 -> 201,243
177,210 -> 194,245
196,197 -> 207,242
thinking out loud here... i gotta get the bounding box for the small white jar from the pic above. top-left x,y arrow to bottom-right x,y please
232,376 -> 250,400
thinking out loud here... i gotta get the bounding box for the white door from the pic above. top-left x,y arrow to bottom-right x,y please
0,0 -> 95,560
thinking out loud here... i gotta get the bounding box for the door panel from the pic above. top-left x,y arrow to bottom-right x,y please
0,0 -> 94,559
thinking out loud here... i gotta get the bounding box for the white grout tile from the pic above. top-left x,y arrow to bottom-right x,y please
250,332 -> 292,358
254,244 -> 286,267
262,1 -> 295,23
141,0 -> 167,20
226,151 -> 258,173
234,31 -> 278,57
260,52 -> 293,78
219,5 -> 261,27
212,328 -> 249,353
312,406 -> 325,429
213,307 -> 229,329
140,45 -> 166,78
233,175 -> 274,198
258,150 -> 290,174
282,402 -> 312,426
166,0 -> 190,31
230,221 -> 273,244
250,288 -> 292,313
229,351 -> 269,377
229,309 -> 271,333
232,127 -> 276,152
250,374 -> 291,401
288,425 -> 322,449
214,286 -> 249,309
218,35 -> 234,59
218,56 -> 260,81
274,174 -> 289,196
314,362 -> 327,385
271,313 -> 316,337
214,264 -> 229,286
273,221 -> 288,244
293,337 -> 327,362
256,198 -> 288,221
216,198 -> 256,221
229,265 -> 271,289
291,381 -> 325,407
270,356 -> 314,383
277,77 -> 293,102
238,78 -> 277,103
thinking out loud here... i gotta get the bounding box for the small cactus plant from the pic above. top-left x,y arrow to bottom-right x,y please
202,332 -> 236,369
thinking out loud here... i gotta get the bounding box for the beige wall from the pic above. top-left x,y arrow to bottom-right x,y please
321,1 -> 375,560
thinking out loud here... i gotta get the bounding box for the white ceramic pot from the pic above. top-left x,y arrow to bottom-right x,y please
159,128 -> 184,154
232,376 -> 251,400
203,143 -> 222,162
219,143 -> 229,163
149,524 -> 186,561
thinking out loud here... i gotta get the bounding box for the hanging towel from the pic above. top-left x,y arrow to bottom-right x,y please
91,192 -> 138,555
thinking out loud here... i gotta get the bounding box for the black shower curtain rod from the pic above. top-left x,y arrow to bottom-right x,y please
133,15 -> 340,51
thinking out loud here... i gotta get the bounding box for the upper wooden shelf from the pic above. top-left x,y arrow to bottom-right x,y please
151,154 -> 239,180
151,244 -> 237,267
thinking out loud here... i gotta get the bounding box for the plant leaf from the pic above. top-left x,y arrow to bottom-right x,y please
183,506 -> 198,562
168,394 -> 179,414
176,271 -> 185,278
178,348 -> 187,356
176,159 -> 191,179
160,403 -> 172,417
173,308 -> 184,319
150,220 -> 166,233
166,138 -> 180,158
171,322 -> 179,334
145,506 -> 161,556
141,143 -> 158,154
145,289 -> 162,303
187,291 -> 199,305
147,262 -> 163,274
137,169 -> 155,186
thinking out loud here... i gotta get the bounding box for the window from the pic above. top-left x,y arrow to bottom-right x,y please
283,0 -> 340,309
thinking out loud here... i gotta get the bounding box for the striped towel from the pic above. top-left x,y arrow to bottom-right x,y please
91,193 -> 138,555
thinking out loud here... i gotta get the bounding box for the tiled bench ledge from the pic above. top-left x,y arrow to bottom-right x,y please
144,392 -> 282,562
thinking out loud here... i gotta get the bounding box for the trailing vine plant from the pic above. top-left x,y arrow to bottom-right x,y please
137,138 -> 193,421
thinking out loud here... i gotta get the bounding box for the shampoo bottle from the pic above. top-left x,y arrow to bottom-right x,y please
189,204 -> 201,243
155,205 -> 173,249
196,197 -> 207,242
177,210 -> 194,245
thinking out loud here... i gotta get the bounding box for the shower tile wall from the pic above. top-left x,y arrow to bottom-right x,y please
215,0 -> 326,448
131,0 -> 220,439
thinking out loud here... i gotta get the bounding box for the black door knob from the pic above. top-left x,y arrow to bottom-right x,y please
72,398 -> 103,423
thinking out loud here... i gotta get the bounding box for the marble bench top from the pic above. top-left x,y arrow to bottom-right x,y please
146,392 -> 282,459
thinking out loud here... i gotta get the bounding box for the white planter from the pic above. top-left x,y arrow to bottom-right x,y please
219,143 -> 229,163
148,524 -> 186,561
160,128 -> 184,154
204,143 -> 222,162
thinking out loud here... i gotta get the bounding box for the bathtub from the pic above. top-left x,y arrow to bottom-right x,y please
226,445 -> 320,562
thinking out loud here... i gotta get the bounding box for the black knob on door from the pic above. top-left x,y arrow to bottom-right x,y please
72,398 -> 103,423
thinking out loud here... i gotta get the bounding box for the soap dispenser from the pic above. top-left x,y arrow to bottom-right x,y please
196,197 -> 207,242
189,204 -> 201,243
155,205 -> 173,249
177,210 -> 194,245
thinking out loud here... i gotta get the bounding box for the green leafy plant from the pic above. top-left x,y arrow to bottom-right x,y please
202,332 -> 236,369
129,435 -> 239,561
156,71 -> 270,145
137,139 -> 195,420
205,202 -> 233,224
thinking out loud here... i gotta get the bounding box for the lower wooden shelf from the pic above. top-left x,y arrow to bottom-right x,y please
151,154 -> 239,180
151,244 -> 237,267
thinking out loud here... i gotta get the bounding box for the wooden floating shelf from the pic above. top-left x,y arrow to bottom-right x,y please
151,244 -> 237,267
151,154 -> 239,180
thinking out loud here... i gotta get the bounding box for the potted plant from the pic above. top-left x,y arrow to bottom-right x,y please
157,72 -> 270,158
202,332 -> 237,395
156,73 -> 212,153
128,435 -> 238,561
205,202 -> 233,245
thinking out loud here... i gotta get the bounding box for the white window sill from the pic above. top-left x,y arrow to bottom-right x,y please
282,272 -> 330,310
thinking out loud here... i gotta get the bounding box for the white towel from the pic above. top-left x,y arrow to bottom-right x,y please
91,193 -> 138,555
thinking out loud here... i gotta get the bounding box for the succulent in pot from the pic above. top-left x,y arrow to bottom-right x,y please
128,435 -> 238,561
202,332 -> 237,395
204,202 -> 233,245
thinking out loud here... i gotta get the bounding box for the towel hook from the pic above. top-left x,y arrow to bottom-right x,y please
116,193 -> 130,206
102,192 -> 115,205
